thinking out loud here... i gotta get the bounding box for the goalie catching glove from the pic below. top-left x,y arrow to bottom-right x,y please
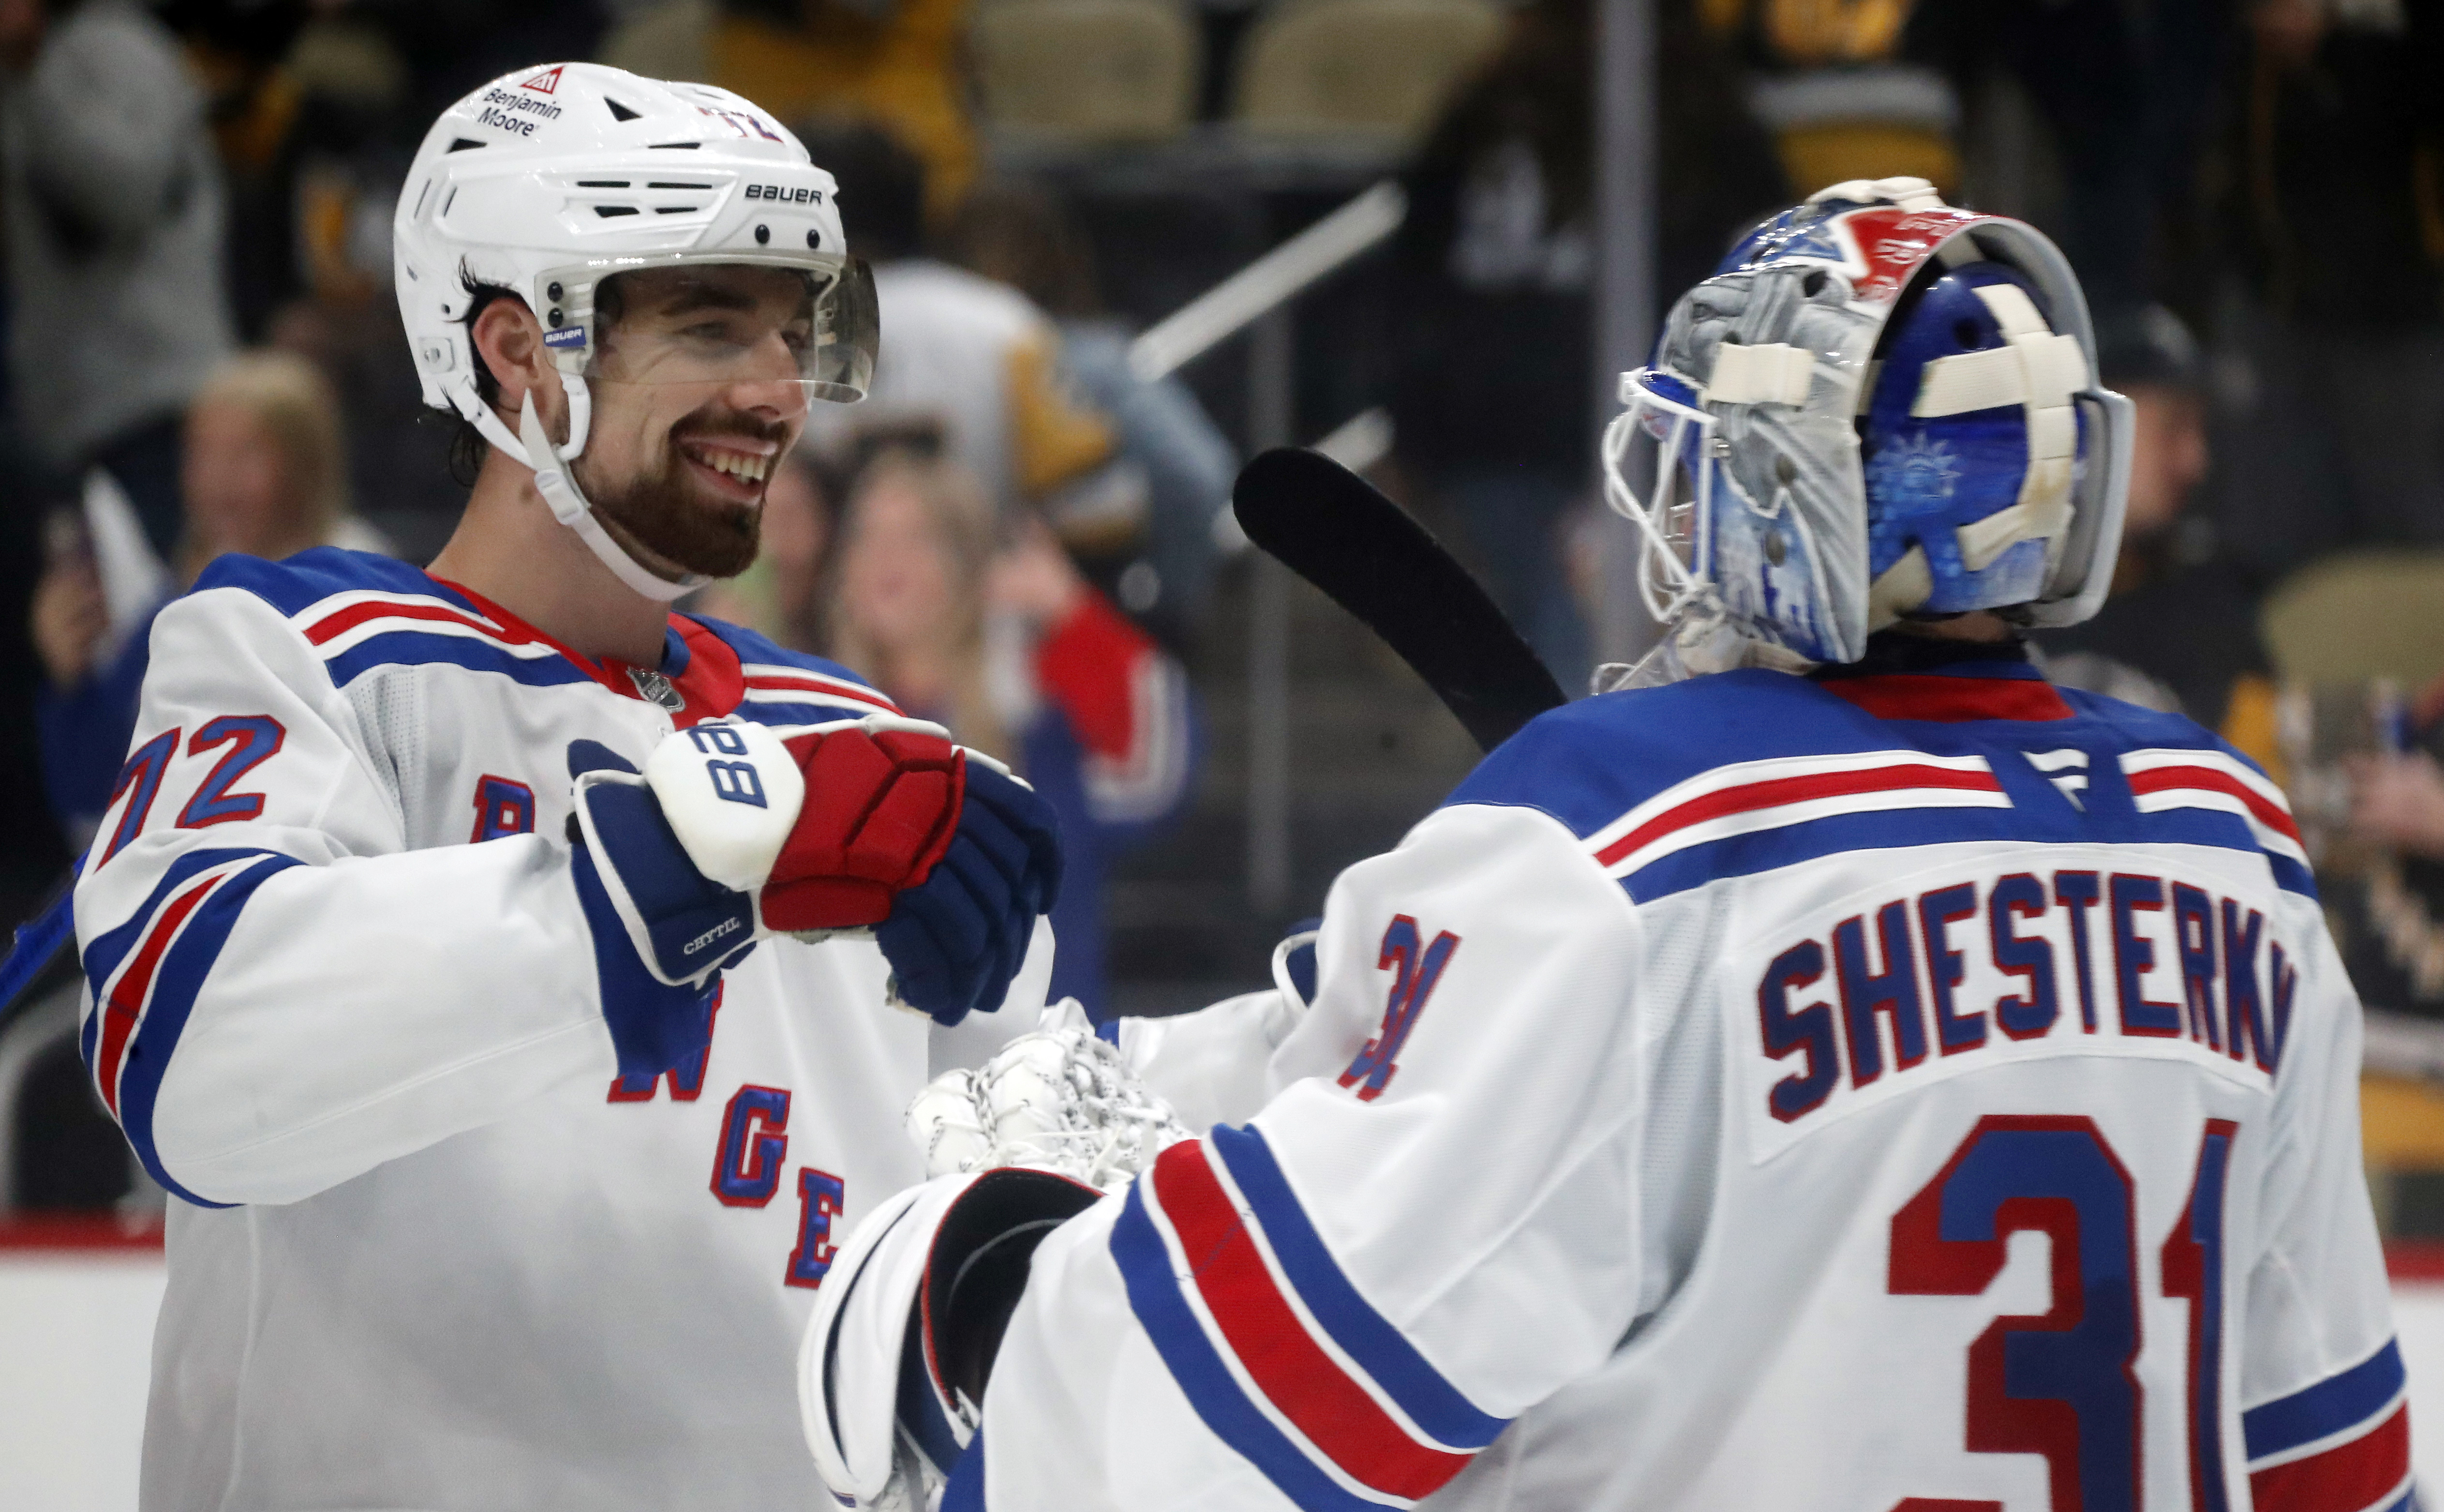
908,999 -> 1193,1189
800,1003 -> 1192,1510
568,715 -> 1061,1024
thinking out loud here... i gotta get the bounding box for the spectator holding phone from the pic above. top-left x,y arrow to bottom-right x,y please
32,350 -> 383,843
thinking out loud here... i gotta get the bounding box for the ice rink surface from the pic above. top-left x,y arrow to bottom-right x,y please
6,1252 -> 2443,1510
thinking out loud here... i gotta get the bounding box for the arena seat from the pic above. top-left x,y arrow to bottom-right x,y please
971,0 -> 1202,142
2262,548 -> 2444,690
1232,0 -> 1505,141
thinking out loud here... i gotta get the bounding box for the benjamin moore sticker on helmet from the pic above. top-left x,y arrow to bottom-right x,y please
544,326 -> 587,351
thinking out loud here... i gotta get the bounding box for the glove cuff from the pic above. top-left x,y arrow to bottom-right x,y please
569,840 -> 723,1081
572,770 -> 754,987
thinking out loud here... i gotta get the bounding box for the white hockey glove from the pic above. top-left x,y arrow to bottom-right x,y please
908,1000 -> 1195,1192
800,1166 -> 1102,1511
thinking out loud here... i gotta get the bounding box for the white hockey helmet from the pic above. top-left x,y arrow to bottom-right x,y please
394,62 -> 878,600
1603,178 -> 2134,683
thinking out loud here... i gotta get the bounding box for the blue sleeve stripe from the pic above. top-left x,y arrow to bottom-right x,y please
323,632 -> 595,692
2265,850 -> 2319,900
89,851 -> 302,1208
2243,1338 -> 2406,1462
1207,1125 -> 1509,1450
81,847 -> 293,992
1110,1182 -> 1394,1512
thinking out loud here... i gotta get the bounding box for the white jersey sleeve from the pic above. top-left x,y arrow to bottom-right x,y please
75,577 -> 630,1207
961,799 -> 1643,1512
1118,982 -> 1307,1134
2232,911 -> 2408,1507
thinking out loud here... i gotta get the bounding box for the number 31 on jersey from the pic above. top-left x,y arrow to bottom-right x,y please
1889,1115 -> 2236,1512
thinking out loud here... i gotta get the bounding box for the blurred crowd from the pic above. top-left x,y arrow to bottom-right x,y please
6,0 -> 2444,1199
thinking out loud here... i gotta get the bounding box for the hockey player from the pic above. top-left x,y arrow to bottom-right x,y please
71,64 -> 1060,1511
805,179 -> 2411,1512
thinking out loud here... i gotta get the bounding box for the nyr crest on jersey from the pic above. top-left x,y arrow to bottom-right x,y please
1744,860 -> 2294,1161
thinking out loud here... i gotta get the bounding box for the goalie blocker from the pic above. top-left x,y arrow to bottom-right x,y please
802,1167 -> 1101,1509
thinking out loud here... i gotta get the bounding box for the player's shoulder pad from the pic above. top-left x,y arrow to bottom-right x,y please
190,546 -> 442,616
191,548 -> 633,697
679,614 -> 904,721
1444,669 -> 1890,844
2051,682 -> 2274,776
2051,682 -> 2310,892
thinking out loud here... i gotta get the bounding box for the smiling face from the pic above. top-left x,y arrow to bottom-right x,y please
567,264 -> 819,578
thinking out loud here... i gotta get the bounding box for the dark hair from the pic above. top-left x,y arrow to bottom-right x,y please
443,267 -> 522,486
2094,304 -> 2203,392
790,119 -> 927,262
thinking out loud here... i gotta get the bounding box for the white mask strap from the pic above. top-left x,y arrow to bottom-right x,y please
515,393 -> 703,603
443,361 -> 687,599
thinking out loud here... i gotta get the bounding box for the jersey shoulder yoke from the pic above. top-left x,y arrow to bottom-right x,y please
1446,666 -> 2310,902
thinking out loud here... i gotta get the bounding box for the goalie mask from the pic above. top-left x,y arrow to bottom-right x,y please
394,62 -> 878,600
1604,178 -> 2134,683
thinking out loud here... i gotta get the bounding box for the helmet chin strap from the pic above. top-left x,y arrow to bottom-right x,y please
456,381 -> 707,604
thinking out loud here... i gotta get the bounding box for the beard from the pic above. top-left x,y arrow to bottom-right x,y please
573,403 -> 782,580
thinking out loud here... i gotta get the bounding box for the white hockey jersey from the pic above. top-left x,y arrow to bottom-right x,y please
72,547 -> 1034,1512
967,653 -> 2408,1512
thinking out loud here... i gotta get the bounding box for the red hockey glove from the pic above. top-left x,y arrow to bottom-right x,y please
757,720 -> 966,933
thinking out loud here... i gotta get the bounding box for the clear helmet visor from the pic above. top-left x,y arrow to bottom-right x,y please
542,252 -> 879,403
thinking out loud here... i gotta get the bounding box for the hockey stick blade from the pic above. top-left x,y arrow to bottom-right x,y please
1232,447 -> 1567,753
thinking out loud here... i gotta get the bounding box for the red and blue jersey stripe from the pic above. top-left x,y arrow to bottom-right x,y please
2242,1338 -> 2414,1512
199,550 -> 591,694
77,846 -> 303,1207
1446,663 -> 2311,904
1110,1125 -> 1507,1510
199,547 -> 897,724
